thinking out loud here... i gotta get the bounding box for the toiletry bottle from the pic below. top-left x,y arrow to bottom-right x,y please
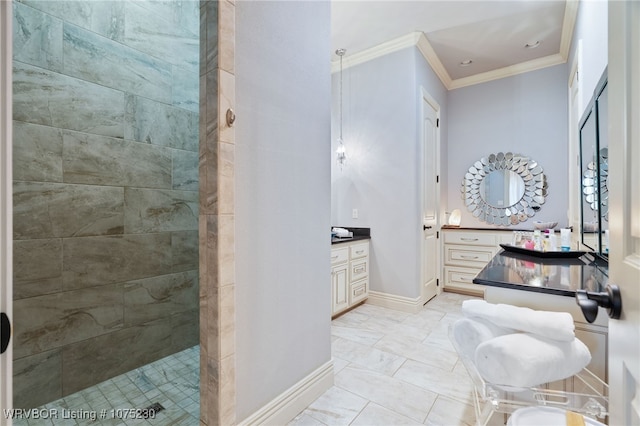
547,229 -> 557,251
533,230 -> 542,251
560,228 -> 571,252
542,230 -> 550,252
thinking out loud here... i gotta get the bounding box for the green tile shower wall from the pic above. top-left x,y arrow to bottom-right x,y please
12,0 -> 199,409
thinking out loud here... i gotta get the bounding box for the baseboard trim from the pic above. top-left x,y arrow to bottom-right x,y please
238,359 -> 334,426
366,291 -> 422,313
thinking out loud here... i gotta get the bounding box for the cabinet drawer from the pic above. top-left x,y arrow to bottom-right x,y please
444,266 -> 481,286
331,247 -> 349,265
350,278 -> 368,305
350,258 -> 368,282
445,245 -> 494,267
444,232 -> 496,246
350,242 -> 369,259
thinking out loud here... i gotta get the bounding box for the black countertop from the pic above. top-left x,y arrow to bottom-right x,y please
331,235 -> 371,245
473,250 -> 608,297
331,227 -> 371,245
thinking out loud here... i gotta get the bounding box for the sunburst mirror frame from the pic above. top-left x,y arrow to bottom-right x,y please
460,152 -> 548,226
582,147 -> 609,222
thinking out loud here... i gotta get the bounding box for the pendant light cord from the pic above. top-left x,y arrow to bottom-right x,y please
336,48 -> 346,141
339,51 -> 343,140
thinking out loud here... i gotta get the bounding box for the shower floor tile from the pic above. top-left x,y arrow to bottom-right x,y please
13,346 -> 199,426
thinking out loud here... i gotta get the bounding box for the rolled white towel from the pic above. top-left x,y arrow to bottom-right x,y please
332,227 -> 350,238
462,299 -> 575,342
451,317 -> 514,360
475,333 -> 591,388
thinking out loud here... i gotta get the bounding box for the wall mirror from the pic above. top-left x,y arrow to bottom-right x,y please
579,68 -> 608,257
461,152 -> 547,226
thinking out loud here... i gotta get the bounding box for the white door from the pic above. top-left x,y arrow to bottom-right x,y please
607,2 -> 640,424
421,89 -> 440,304
0,0 -> 13,418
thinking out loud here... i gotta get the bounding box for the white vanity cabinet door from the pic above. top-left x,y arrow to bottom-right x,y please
331,262 -> 349,315
331,240 -> 370,317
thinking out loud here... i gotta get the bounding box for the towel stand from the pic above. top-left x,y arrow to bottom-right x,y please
448,324 -> 609,426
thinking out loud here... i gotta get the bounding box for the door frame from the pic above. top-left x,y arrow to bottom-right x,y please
1,0 -> 14,416
567,40 -> 583,233
419,87 -> 441,303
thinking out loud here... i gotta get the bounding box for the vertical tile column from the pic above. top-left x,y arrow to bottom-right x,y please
199,1 -> 236,425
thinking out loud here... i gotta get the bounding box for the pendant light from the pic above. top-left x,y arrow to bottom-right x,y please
336,48 -> 347,169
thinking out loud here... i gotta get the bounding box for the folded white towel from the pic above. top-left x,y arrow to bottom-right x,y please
451,317 -> 514,360
475,333 -> 591,388
462,299 -> 575,342
332,227 -> 350,238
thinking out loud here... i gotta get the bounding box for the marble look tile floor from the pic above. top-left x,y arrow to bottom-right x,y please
12,346 -> 199,426
13,292 -> 505,426
290,291 -> 506,426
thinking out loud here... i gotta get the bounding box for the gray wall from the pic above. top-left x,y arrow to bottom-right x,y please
235,0 -> 332,421
446,64 -> 569,229
12,0 -> 199,408
331,47 -> 448,299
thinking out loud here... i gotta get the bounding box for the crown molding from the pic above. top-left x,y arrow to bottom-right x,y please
559,0 -> 579,61
331,4 -> 577,91
415,33 -> 453,90
331,32 -> 421,73
448,53 -> 566,90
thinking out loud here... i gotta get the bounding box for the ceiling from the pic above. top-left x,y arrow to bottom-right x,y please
331,0 -> 577,89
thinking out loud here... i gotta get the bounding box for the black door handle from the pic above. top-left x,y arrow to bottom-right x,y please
1,312 -> 10,354
423,225 -> 432,230
575,284 -> 622,323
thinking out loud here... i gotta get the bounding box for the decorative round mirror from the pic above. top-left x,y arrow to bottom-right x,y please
582,147 -> 608,221
460,152 -> 547,226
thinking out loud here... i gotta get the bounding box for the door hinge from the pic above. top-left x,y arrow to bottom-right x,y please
436,278 -> 440,287
436,118 -> 439,127
436,175 -> 439,183
436,231 -> 439,239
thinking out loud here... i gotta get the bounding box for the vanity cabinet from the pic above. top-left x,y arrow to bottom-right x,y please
331,240 -> 369,316
442,228 -> 512,296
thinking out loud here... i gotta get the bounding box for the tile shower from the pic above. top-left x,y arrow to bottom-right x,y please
11,0 -> 200,409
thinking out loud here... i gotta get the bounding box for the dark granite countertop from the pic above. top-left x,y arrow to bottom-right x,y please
331,227 -> 371,245
473,250 -> 608,297
331,235 -> 371,245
